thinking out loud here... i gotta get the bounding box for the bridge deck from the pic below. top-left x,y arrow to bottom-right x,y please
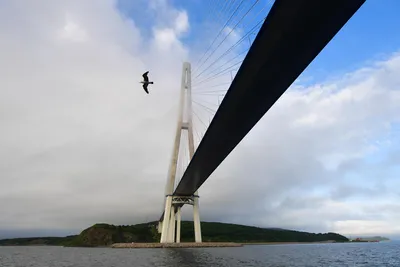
159,0 -> 366,222
173,0 -> 366,197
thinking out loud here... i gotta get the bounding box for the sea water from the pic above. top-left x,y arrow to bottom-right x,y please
1,241 -> 399,267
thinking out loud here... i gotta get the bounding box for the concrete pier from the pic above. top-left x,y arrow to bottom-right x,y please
111,242 -> 243,248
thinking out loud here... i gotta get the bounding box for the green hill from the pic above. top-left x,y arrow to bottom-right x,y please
0,235 -> 77,246
0,221 -> 349,247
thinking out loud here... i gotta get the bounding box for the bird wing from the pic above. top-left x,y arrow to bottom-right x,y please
142,71 -> 149,82
142,83 -> 148,90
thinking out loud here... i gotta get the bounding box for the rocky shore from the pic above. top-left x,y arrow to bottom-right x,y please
111,242 -> 243,248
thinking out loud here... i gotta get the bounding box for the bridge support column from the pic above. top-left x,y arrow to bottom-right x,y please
176,207 -> 181,243
157,221 -> 163,234
159,62 -> 187,243
171,195 -> 202,243
159,62 -> 203,243
160,196 -> 172,243
168,208 -> 176,242
193,191 -> 202,242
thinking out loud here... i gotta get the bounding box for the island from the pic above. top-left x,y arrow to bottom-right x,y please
0,221 -> 350,247
350,236 -> 390,242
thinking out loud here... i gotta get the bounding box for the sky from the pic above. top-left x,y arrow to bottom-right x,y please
0,0 -> 400,239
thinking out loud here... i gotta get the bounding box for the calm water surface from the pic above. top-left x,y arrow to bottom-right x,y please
1,242 -> 399,267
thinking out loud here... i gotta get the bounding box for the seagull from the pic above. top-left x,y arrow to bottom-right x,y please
140,71 -> 154,94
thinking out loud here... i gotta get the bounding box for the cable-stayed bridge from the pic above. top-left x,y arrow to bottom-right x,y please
156,0 -> 366,243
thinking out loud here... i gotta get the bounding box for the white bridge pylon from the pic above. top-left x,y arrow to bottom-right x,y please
159,62 -> 202,243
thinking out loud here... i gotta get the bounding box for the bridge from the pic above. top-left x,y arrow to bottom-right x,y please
156,0 -> 366,243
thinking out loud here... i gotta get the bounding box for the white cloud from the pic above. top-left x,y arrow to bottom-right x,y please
193,50 -> 400,236
57,13 -> 88,42
174,11 -> 189,35
0,0 -> 189,232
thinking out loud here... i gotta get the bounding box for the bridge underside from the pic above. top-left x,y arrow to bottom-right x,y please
172,0 -> 366,198
158,2 -> 366,243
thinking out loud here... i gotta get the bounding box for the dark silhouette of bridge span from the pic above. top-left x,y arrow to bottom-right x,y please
158,0 -> 366,242
174,0 -> 366,196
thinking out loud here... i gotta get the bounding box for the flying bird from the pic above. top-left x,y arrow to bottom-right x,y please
140,71 -> 154,94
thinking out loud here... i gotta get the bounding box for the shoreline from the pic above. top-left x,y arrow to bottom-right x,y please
110,240 -> 346,249
111,242 -> 243,248
0,240 -> 386,248
243,241 -> 339,245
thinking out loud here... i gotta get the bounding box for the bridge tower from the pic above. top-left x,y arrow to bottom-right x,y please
159,62 -> 202,243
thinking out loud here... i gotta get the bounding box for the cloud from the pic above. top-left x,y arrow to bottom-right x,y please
174,11 -> 189,35
194,51 -> 400,236
0,0 -> 400,239
0,0 -> 190,233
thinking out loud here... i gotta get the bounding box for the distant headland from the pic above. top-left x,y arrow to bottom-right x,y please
0,221 -> 387,247
349,236 -> 390,242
